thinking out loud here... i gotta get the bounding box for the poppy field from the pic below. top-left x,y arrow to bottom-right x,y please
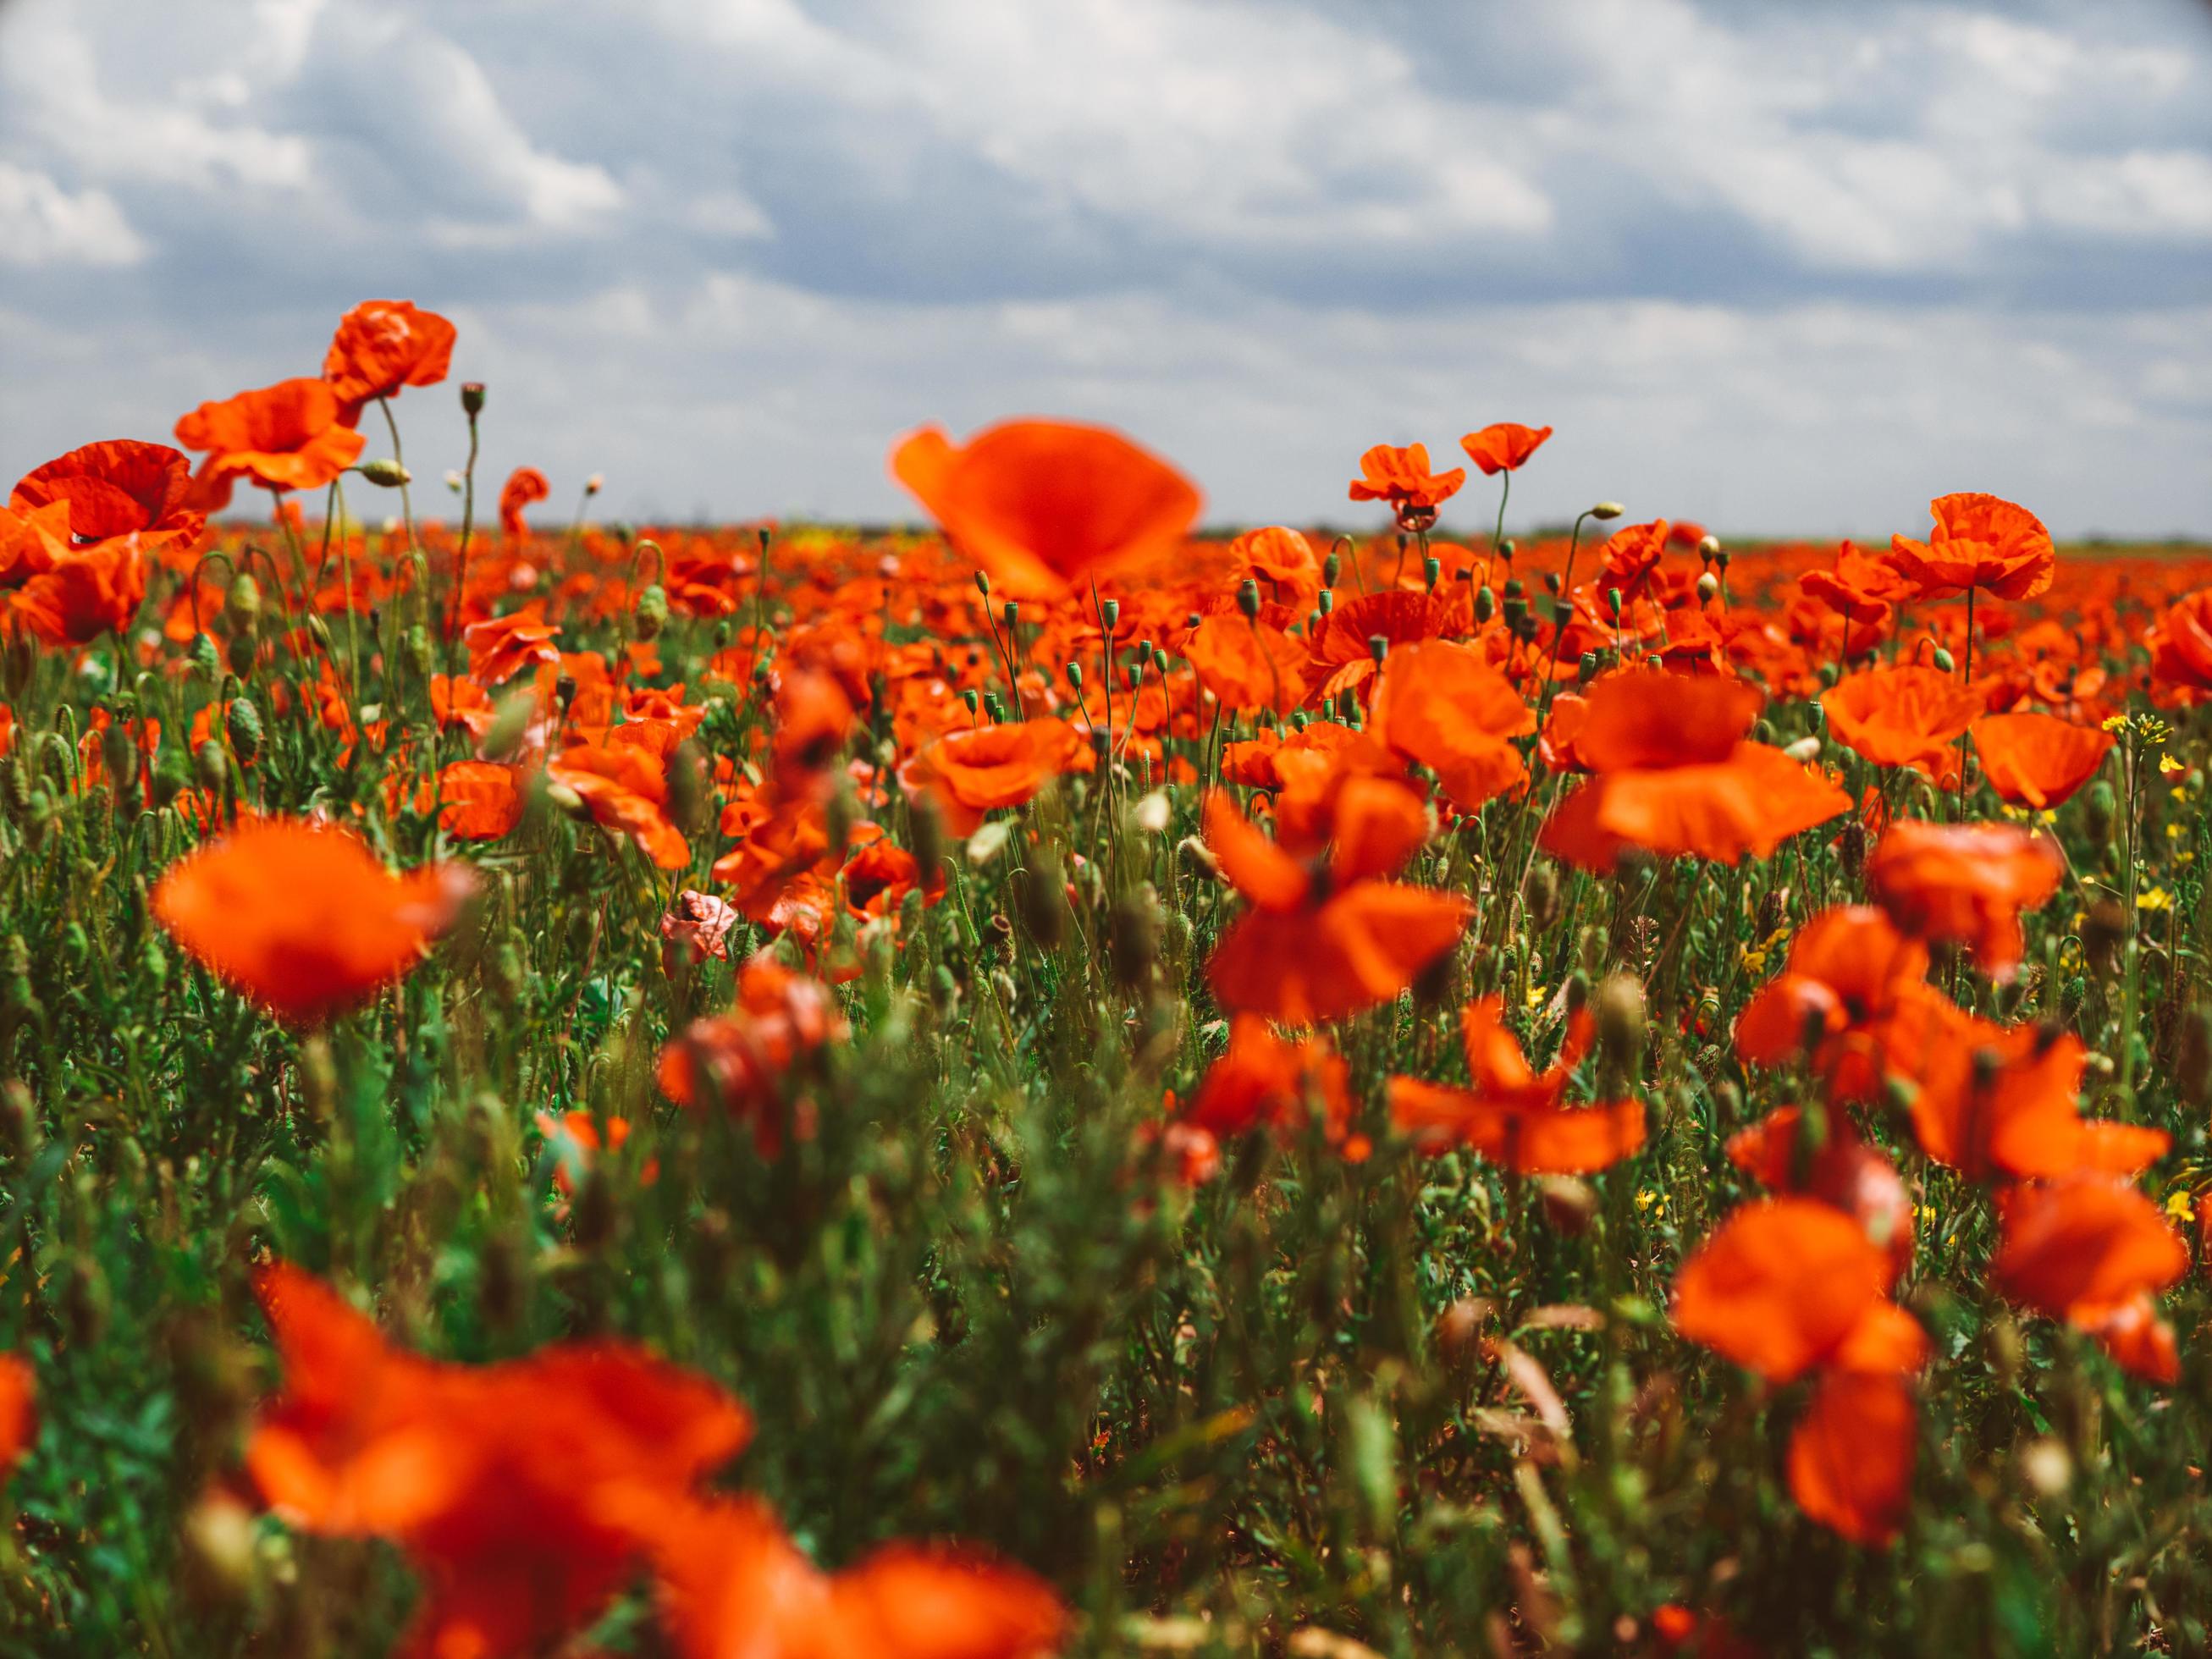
6,299 -> 2212,1656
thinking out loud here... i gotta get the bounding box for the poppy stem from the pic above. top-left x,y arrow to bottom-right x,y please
377,396 -> 416,554
451,400 -> 482,675
1487,470 -> 1511,591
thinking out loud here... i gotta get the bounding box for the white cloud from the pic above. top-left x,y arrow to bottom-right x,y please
0,163 -> 146,267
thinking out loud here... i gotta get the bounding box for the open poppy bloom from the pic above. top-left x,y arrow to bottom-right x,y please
549,741 -> 692,869
1797,541 -> 1906,653
2147,587 -> 2212,702
1734,907 -> 1933,1104
899,719 -> 1095,835
322,299 -> 458,423
1596,520 -> 1669,598
1888,493 -> 2055,604
422,760 -> 522,841
1726,1105 -> 1913,1280
1230,525 -> 1325,609
1821,664 -> 1982,785
627,1492 -> 1067,1659
1969,711 -> 2111,809
249,1262 -> 753,1659
0,1353 -> 32,1485
8,438 -> 206,562
499,466 -> 551,541
1673,1199 -> 1926,1544
463,605 -> 563,686
152,819 -> 475,1025
174,378 -> 367,510
1183,614 -> 1310,716
1992,1175 -> 2187,1383
1864,820 -> 2062,979
1459,422 -> 1552,477
1204,785 -> 1469,1026
1537,670 -> 1850,873
1369,639 -> 1534,813
0,506 -> 147,644
1183,1015 -> 1354,1145
1305,590 -> 1451,703
1347,443 -> 1465,529
1389,995 -> 1644,1174
891,418 -> 1201,600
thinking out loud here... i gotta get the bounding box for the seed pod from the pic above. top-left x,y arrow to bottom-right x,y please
633,582 -> 670,642
1522,860 -> 1559,930
668,740 -> 711,839
461,381 -> 487,416
224,697 -> 264,767
225,574 -> 262,638
194,739 -> 229,796
188,632 -> 221,680
358,456 -> 411,488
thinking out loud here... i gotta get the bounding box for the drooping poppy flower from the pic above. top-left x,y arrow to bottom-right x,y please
2147,588 -> 2212,702
1734,907 -> 1933,1104
629,1492 -> 1067,1659
152,820 -> 475,1025
174,378 -> 367,510
1389,995 -> 1644,1174
1183,615 -> 1310,716
899,719 -> 1095,835
658,957 -> 847,1153
1459,422 -> 1552,477
1183,1015 -> 1354,1145
499,466 -> 551,542
322,299 -> 458,423
1204,786 -> 1469,1026
1726,1105 -> 1913,1280
0,1353 -> 33,1485
1368,639 -> 1534,813
660,889 -> 742,971
8,438 -> 205,560
1969,711 -> 2112,809
549,741 -> 691,869
1673,1199 -> 1926,1545
1888,493 -> 2055,604
248,1262 -> 753,1659
1347,444 -> 1465,529
891,419 -> 1201,600
423,760 -> 522,841
1537,670 -> 1850,873
1992,1175 -> 2187,1383
1821,664 -> 1982,784
1864,820 -> 2062,979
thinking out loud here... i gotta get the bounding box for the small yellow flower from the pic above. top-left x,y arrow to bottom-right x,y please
1524,983 -> 1546,1011
2165,1189 -> 2196,1223
2160,753 -> 2185,778
2137,886 -> 2172,912
2102,714 -> 2129,734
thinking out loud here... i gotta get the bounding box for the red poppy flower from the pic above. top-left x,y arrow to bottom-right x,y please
899,719 -> 1095,835
464,604 -> 563,686
1204,786 -> 1469,1026
322,299 -> 458,423
1184,614 -> 1311,716
1183,1015 -> 1354,1144
1970,711 -> 2112,809
658,958 -> 847,1153
1597,520 -> 1669,598
0,514 -> 147,644
8,438 -> 205,560
1992,1175 -> 2187,1382
1389,995 -> 1645,1174
1864,820 -> 2061,978
1305,590 -> 1451,703
418,761 -> 520,841
1888,493 -> 2055,604
891,419 -> 1201,600
1734,907 -> 1932,1104
152,820 -> 475,1025
1369,639 -> 1533,813
1231,525 -> 1325,609
660,889 -> 742,971
1459,422 -> 1552,477
1821,664 -> 1983,783
2147,587 -> 2212,701
499,466 -> 551,541
1348,443 -> 1465,526
0,1353 -> 33,1485
549,741 -> 691,869
1726,1105 -> 1913,1281
174,378 -> 367,510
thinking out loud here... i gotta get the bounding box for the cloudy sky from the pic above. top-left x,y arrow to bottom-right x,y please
3,0 -> 2209,538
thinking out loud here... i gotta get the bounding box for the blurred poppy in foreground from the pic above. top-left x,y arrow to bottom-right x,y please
892,418 -> 1200,600
174,378 -> 366,511
152,819 -> 475,1025
2147,587 -> 2212,702
1993,1175 -> 2187,1383
899,719 -> 1095,835
1369,639 -> 1534,813
0,1353 -> 33,1485
1865,820 -> 2061,979
1969,710 -> 2112,809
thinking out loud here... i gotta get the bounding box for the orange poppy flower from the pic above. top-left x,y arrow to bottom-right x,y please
8,438 -> 205,559
1389,995 -> 1644,1174
1347,443 -> 1464,526
628,1493 -> 1067,1659
891,418 -> 1201,600
1183,1015 -> 1354,1144
898,719 -> 1095,835
2147,587 -> 2212,700
659,957 -> 846,1153
152,819 -> 475,1025
1992,1175 -> 2187,1382
1726,1105 -> 1913,1281
1798,540 -> 1906,626
1369,639 -> 1534,813
322,299 -> 458,423
1305,590 -> 1450,703
1538,670 -> 1849,872
1183,614 -> 1310,715
424,760 -> 522,841
174,378 -> 367,509
1970,711 -> 2112,809
1204,788 -> 1468,1026
1887,493 -> 2055,603
464,605 -> 563,686
3,527 -> 147,645
712,796 -> 834,919
549,741 -> 690,868
249,1262 -> 753,1659
1597,520 -> 1669,597
1821,664 -> 1982,782
497,466 -> 551,543
1231,525 -> 1325,609
0,1353 -> 32,1485
1734,906 -> 1932,1102
841,837 -> 943,918
1864,820 -> 2062,978
1459,422 -> 1552,477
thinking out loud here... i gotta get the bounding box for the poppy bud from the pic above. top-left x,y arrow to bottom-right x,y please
445,470 -> 464,493
1696,572 -> 1718,603
1065,662 -> 1084,690
1522,861 -> 1559,929
1102,598 -> 1121,631
358,457 -> 411,488
1577,652 -> 1599,684
193,739 -> 229,797
1001,600 -> 1018,633
1236,579 -> 1260,620
183,633 -> 218,681
1123,663 -> 1140,692
1606,586 -> 1624,620
0,757 -> 24,821
1697,534 -> 1721,558
633,583 -> 670,641
405,624 -> 435,683
1595,972 -> 1646,1094
1591,502 -> 1625,521
669,741 -> 711,839
1423,555 -> 1440,591
461,381 -> 486,416
225,630 -> 257,678
224,698 -> 263,767
910,798 -> 946,879
1502,596 -> 1526,631
1932,647 -> 1955,673
1838,817 -> 1867,876
1317,589 -> 1334,617
224,575 -> 261,638
1552,597 -> 1574,628
974,570 -> 990,597
1474,585 -> 1495,623
1323,553 -> 1341,587
1367,634 -> 1388,665
1015,853 -> 1067,949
